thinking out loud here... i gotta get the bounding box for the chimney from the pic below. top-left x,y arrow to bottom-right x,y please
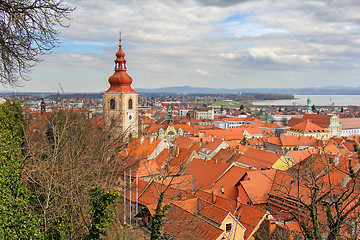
176,146 -> 180,156
349,158 -> 352,169
140,136 -> 144,145
149,136 -> 154,144
334,154 -> 340,166
221,186 -> 225,194
212,138 -> 214,143
268,219 -> 277,236
211,191 -> 216,203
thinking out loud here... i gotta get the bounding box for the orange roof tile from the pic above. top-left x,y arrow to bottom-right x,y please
287,148 -> 319,164
184,158 -> 231,190
287,114 -> 332,128
174,135 -> 197,149
195,190 -> 268,239
263,136 -> 282,146
163,203 -> 224,240
236,147 -> 282,169
280,135 -> 317,146
240,169 -> 276,204
199,127 -> 246,141
290,120 -> 328,133
213,165 -> 250,190
340,118 -> 360,129
198,138 -> 227,157
211,148 -> 235,163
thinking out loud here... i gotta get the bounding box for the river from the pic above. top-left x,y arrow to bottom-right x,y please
252,95 -> 360,106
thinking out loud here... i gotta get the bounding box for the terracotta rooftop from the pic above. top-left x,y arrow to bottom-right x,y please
199,127 -> 246,141
239,169 -> 277,205
287,148 -> 319,165
184,158 -> 231,191
162,203 -> 224,240
211,148 -> 241,163
196,190 -> 268,239
236,147 -> 282,169
280,135 -> 317,146
340,118 -> 360,130
198,138 -> 227,157
287,114 -> 332,128
174,135 -> 198,149
263,136 -> 282,146
289,120 -> 328,133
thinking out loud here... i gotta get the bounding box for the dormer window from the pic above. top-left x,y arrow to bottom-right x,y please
110,99 -> 115,110
225,223 -> 232,233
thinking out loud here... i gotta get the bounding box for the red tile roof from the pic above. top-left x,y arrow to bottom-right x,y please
199,127 -> 246,141
236,147 -> 282,169
196,190 -> 268,239
211,148 -> 236,163
198,138 -> 227,157
162,203 -> 224,240
239,169 -> 276,205
287,148 -> 319,164
287,114 -> 332,128
289,120 -> 328,133
280,135 -> 317,146
174,135 -> 198,149
340,118 -> 360,130
184,158 -> 231,190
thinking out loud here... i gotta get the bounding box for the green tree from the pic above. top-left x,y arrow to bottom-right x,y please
0,101 -> 42,239
148,192 -> 170,240
85,187 -> 120,240
312,104 -> 316,111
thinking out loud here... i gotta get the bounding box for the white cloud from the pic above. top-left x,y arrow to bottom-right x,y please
4,0 -> 360,92
226,73 -> 237,78
196,69 -> 211,76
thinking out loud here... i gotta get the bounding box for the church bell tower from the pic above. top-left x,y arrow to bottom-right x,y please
103,38 -> 138,140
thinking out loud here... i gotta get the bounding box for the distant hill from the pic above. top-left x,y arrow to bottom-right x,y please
1,86 -> 359,96
136,86 -> 360,95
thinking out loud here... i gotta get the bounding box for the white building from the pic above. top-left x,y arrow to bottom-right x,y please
214,117 -> 260,129
340,118 -> 360,137
193,107 -> 214,120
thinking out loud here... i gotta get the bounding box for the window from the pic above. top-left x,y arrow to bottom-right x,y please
110,99 -> 115,110
225,223 -> 232,232
128,98 -> 133,109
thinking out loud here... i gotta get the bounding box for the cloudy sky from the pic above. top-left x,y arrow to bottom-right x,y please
3,0 -> 360,92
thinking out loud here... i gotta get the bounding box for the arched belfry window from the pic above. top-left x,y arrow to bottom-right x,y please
128,98 -> 133,109
110,99 -> 115,110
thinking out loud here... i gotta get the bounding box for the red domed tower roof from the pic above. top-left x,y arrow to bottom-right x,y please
104,38 -> 137,94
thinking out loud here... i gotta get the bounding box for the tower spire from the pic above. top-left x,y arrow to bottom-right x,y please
104,36 -> 137,94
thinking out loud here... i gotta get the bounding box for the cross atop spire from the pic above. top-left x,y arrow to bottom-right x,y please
119,29 -> 122,45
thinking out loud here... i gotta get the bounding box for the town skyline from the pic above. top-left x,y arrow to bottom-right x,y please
1,0 -> 359,93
